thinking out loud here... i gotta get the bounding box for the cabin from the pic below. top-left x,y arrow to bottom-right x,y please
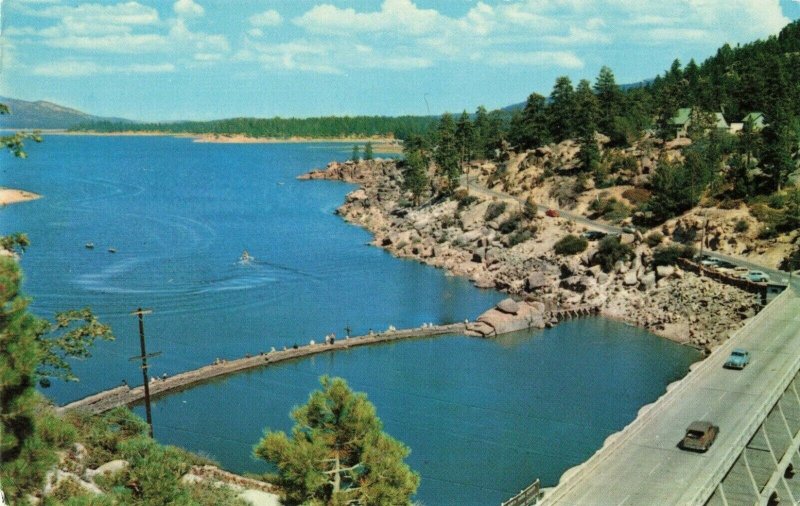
741,112 -> 767,131
669,108 -> 729,138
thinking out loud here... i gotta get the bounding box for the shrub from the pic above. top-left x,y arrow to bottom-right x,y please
645,232 -> 664,247
484,201 -> 507,221
622,187 -> 651,205
734,219 -> 749,233
594,236 -> 634,272
554,235 -> 588,255
508,229 -> 534,247
590,196 -> 631,223
499,213 -> 523,234
652,244 -> 696,266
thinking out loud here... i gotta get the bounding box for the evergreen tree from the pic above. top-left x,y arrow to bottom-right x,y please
508,93 -> 549,150
402,148 -> 429,205
472,106 -> 490,159
594,66 -> 624,139
574,79 -> 600,172
455,111 -> 475,165
434,113 -> 460,193
761,110 -> 798,192
548,76 -> 576,142
351,144 -> 360,162
363,142 -> 374,161
254,376 -> 419,506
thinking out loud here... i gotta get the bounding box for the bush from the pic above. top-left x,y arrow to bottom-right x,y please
645,232 -> 664,247
554,235 -> 588,255
499,213 -> 523,234
734,219 -> 749,233
594,236 -> 634,272
589,196 -> 631,223
508,229 -> 534,247
484,201 -> 507,221
652,244 -> 696,266
454,189 -> 480,209
622,187 -> 651,205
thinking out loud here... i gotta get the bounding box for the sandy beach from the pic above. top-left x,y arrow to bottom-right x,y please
0,188 -> 41,205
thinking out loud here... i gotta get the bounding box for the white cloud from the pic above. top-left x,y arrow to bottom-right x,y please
44,33 -> 168,53
174,0 -> 204,18
249,10 -> 282,27
294,0 -> 440,36
32,60 -> 175,76
33,2 -> 161,27
247,28 -> 264,38
489,50 -> 584,69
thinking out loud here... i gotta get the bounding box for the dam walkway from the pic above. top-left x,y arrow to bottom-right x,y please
57,323 -> 467,415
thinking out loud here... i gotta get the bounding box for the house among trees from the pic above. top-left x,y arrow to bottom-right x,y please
669,108 -> 729,137
741,112 -> 767,131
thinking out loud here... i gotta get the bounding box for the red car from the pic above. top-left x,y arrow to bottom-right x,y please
545,209 -> 559,218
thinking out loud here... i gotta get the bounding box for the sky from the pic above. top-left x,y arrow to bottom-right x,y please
1,0 -> 799,121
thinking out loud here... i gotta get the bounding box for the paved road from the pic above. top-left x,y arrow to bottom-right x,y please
463,177 -> 792,285
541,282 -> 800,505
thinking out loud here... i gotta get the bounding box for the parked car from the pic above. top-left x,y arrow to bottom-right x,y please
545,209 -> 559,218
582,230 -> 607,241
621,226 -> 636,234
699,255 -> 721,267
680,421 -> 719,452
716,260 -> 737,270
746,270 -> 770,283
724,348 -> 750,370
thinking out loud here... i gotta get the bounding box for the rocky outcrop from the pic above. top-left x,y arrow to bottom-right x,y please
300,158 -> 762,349
467,299 -> 547,337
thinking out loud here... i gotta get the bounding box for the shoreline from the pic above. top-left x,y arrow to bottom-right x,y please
0,187 -> 41,205
300,159 -> 763,351
37,130 -> 404,152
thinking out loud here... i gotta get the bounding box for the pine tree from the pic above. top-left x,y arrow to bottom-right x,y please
363,142 -> 374,160
575,79 -> 600,172
402,148 -> 429,205
455,111 -> 475,166
594,66 -> 623,138
548,76 -> 576,142
472,106 -> 490,159
254,376 -> 419,506
509,93 -> 549,150
434,113 -> 460,193
351,145 -> 360,162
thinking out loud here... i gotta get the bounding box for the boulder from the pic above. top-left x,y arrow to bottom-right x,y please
624,271 -> 638,286
639,271 -> 656,290
345,189 -> 368,203
468,301 -> 546,336
656,265 -> 675,278
620,233 -> 636,245
85,460 -> 129,480
496,298 -> 520,314
525,272 -> 551,292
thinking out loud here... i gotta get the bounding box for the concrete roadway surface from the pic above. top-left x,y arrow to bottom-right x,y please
540,283 -> 800,505
462,177 -> 793,285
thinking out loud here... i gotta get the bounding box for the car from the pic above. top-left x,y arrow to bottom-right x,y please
699,256 -> 721,267
621,226 -> 636,234
716,260 -> 737,270
582,230 -> 607,241
724,348 -> 750,369
746,270 -> 769,283
545,209 -> 559,218
680,421 -> 719,452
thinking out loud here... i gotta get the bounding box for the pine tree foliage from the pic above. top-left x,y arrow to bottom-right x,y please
254,376 -> 419,506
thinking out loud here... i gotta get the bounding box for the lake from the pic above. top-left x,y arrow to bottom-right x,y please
2,135 -> 699,505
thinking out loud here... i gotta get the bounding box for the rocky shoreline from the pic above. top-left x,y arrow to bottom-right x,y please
300,159 -> 763,352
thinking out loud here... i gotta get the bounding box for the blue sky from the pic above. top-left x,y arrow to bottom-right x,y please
2,0 -> 799,121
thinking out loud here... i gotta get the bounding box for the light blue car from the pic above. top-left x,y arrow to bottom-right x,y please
724,349 -> 750,370
746,270 -> 769,283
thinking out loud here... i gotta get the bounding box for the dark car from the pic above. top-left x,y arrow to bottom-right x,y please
582,230 -> 607,241
545,209 -> 559,218
680,421 -> 719,452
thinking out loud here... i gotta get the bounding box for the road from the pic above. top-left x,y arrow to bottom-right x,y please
540,281 -> 800,505
462,176 -> 793,285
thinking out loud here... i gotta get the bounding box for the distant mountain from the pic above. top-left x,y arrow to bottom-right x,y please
0,97 -> 133,129
501,78 -> 654,113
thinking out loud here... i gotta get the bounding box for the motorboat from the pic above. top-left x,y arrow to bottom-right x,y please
85,242 -> 95,249
240,250 -> 252,263
108,247 -> 117,253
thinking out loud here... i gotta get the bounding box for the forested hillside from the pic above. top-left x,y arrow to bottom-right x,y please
74,115 -> 437,140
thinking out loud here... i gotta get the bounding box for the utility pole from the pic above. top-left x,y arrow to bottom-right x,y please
130,308 -> 160,438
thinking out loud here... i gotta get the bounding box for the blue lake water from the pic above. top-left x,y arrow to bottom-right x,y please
2,135 -> 699,505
